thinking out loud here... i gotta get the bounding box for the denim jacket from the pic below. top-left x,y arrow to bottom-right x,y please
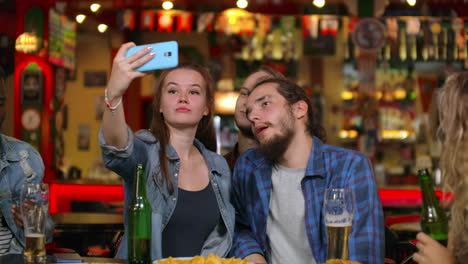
0,134 -> 54,254
99,127 -> 235,261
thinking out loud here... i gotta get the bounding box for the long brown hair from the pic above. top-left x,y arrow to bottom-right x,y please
251,78 -> 327,142
150,63 -> 216,193
438,72 -> 468,261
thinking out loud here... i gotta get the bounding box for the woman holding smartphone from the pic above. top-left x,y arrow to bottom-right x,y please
99,42 -> 234,260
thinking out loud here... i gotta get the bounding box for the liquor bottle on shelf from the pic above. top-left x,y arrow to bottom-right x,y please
418,168 -> 448,246
409,35 -> 417,61
440,28 -> 447,61
383,40 -> 391,61
433,34 -> 439,61
416,33 -> 425,61
128,164 -> 151,264
446,28 -> 455,61
345,34 -> 355,62
399,27 -> 407,61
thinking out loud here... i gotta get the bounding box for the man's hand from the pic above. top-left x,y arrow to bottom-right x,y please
244,253 -> 267,264
11,204 -> 24,227
413,232 -> 455,264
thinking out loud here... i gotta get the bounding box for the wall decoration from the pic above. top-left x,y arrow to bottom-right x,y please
84,71 -> 107,87
77,124 -> 90,151
141,10 -> 156,30
49,9 -> 77,69
157,11 -> 174,32
352,18 -> 386,53
417,76 -> 438,113
197,12 -> 214,33
62,104 -> 68,130
20,64 -> 43,152
94,95 -> 105,121
54,67 -> 66,101
176,12 -> 193,33
21,108 -> 41,131
21,69 -> 43,105
117,9 -> 136,30
304,33 -> 336,56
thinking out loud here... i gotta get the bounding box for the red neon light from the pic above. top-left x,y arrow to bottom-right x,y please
48,184 -> 454,214
379,189 -> 454,207
49,183 -> 124,214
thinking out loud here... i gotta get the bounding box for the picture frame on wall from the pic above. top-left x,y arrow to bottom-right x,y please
94,95 -> 105,121
77,124 -> 90,151
84,71 -> 107,87
21,69 -> 43,105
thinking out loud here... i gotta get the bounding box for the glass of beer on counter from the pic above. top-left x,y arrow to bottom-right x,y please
323,188 -> 355,260
20,183 -> 49,264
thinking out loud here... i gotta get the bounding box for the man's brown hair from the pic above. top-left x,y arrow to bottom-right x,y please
251,78 -> 326,142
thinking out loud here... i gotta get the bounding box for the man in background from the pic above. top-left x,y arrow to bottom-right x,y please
0,66 -> 54,256
231,78 -> 384,264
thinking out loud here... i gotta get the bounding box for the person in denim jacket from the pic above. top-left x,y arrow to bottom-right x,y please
99,43 -> 234,261
0,67 -> 54,255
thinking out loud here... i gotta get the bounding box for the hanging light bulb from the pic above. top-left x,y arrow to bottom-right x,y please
313,0 -> 325,8
236,0 -> 248,9
90,3 -> 101,12
97,24 -> 108,33
76,14 -> 86,24
407,0 -> 416,6
162,1 -> 173,10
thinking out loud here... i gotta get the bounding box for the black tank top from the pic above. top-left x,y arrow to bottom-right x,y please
162,183 -> 220,258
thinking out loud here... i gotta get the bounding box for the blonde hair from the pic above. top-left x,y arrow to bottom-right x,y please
438,71 -> 468,261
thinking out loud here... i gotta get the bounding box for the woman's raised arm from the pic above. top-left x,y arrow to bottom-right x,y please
102,42 -> 154,148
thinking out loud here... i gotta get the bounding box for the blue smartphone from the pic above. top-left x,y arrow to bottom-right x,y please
125,41 -> 178,72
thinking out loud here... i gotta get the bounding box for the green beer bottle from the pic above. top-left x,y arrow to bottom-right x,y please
128,164 -> 151,263
418,168 -> 448,246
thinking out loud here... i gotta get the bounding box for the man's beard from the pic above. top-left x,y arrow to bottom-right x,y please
237,123 -> 255,139
258,125 -> 294,163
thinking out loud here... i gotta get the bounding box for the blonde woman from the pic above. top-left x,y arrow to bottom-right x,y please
414,72 -> 468,263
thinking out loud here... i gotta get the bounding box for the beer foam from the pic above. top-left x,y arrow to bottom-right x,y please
326,222 -> 352,227
26,233 -> 45,238
325,212 -> 353,226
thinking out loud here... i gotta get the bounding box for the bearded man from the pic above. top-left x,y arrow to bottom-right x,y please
230,78 -> 384,264
223,66 -> 284,171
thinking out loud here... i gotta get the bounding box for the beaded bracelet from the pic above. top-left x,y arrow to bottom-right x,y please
104,88 -> 122,115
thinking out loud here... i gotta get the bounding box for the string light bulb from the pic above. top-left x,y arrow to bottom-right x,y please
162,1 -> 174,10
97,24 -> 108,33
313,0 -> 325,8
76,14 -> 86,24
236,0 -> 248,9
90,3 -> 101,12
407,0 -> 416,6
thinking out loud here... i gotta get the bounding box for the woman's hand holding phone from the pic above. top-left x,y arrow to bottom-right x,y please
106,42 -> 155,101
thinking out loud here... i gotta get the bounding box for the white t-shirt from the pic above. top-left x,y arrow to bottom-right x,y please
266,165 -> 316,264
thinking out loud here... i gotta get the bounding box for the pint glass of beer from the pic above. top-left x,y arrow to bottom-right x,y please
20,183 -> 49,264
323,188 -> 355,260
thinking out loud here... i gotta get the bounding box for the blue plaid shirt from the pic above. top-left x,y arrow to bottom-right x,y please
231,137 -> 384,264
